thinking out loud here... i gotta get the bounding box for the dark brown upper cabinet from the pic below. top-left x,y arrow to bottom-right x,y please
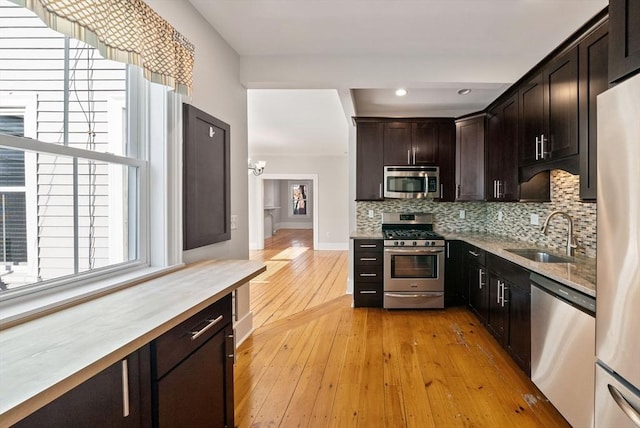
436,120 -> 456,202
455,114 -> 486,201
486,95 -> 519,202
183,104 -> 231,250
383,122 -> 413,165
519,46 -> 579,170
355,120 -> 385,201
579,21 -> 609,200
411,122 -> 439,165
608,0 -> 640,83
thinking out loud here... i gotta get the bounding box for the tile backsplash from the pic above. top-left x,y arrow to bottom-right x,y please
356,170 -> 596,258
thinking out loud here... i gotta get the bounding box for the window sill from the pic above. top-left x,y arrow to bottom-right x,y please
0,264 -> 184,330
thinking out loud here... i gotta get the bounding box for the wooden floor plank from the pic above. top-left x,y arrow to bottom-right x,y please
235,229 -> 570,428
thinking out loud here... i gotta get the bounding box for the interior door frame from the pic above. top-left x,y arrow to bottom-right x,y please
252,173 -> 319,250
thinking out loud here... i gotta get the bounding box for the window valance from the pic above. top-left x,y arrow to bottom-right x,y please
10,0 -> 195,95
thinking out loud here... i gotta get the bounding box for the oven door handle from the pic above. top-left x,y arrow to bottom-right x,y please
384,248 -> 444,254
385,292 -> 445,298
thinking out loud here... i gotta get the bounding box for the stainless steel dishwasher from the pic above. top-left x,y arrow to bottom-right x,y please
531,272 -> 596,428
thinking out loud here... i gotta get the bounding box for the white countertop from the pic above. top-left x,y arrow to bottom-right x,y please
0,259 -> 265,427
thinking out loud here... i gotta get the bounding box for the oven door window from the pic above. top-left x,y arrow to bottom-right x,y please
386,176 -> 426,193
390,253 -> 438,279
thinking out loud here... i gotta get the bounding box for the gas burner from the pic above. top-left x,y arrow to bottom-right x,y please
381,212 -> 445,248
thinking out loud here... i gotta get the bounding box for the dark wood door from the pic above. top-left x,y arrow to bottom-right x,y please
183,104 -> 230,250
609,0 -> 640,83
455,115 -> 485,201
543,46 -> 579,160
355,122 -> 384,201
437,120 -> 456,202
411,122 -> 438,165
383,122 -> 412,165
156,326 -> 231,428
518,74 -> 545,165
14,350 -> 149,428
445,240 -> 466,306
579,21 -> 609,200
506,282 -> 531,376
487,273 -> 508,345
486,95 -> 519,201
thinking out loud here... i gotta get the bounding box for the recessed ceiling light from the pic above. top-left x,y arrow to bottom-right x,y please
458,88 -> 472,95
395,88 -> 408,97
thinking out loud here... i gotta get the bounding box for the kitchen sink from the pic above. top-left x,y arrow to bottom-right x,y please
505,248 -> 573,263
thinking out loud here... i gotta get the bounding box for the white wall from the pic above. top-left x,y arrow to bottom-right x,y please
145,0 -> 253,343
249,155 -> 349,250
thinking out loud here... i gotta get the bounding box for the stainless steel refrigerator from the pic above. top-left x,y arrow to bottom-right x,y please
596,72 -> 640,427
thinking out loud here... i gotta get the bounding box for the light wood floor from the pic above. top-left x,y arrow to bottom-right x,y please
236,229 -> 568,427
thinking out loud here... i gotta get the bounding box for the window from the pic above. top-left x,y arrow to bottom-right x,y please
0,1 -> 178,301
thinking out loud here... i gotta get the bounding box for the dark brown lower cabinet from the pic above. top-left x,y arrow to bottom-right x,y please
353,239 -> 384,307
12,347 -> 151,428
486,254 -> 531,375
444,240 -> 467,306
151,294 -> 234,428
154,324 -> 233,428
467,246 -> 488,323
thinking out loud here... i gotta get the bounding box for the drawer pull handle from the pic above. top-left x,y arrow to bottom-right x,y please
360,257 -> 377,261
360,244 -> 377,248
190,315 -> 224,341
121,360 -> 129,417
359,273 -> 377,277
468,250 -> 480,257
359,290 -> 377,294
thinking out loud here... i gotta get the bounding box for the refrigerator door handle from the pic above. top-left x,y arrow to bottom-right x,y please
608,384 -> 640,427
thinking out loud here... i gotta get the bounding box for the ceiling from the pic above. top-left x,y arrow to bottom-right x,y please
188,0 -> 608,156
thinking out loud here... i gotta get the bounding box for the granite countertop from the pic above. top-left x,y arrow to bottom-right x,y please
350,229 -> 596,297
0,259 -> 266,427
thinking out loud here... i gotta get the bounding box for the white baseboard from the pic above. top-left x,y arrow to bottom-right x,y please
317,242 -> 349,251
346,277 -> 354,294
234,310 -> 254,347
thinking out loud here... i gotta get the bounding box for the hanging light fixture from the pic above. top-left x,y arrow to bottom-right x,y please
248,158 -> 267,176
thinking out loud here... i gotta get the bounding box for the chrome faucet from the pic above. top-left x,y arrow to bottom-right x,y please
541,210 -> 578,257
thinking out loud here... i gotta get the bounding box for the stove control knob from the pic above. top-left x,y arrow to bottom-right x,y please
430,241 -> 436,246
394,241 -> 399,246
400,241 -> 405,246
424,241 -> 430,246
412,241 -> 417,246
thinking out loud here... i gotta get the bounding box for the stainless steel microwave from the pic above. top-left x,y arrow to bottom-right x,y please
384,166 -> 440,199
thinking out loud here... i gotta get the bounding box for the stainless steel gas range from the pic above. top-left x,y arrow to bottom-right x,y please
382,212 -> 445,309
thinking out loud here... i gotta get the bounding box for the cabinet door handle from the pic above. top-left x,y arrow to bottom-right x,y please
468,250 -> 479,257
379,183 -> 383,198
190,314 -> 224,341
359,273 -> 377,277
121,360 -> 130,418
502,284 -> 508,307
497,280 -> 502,304
446,242 -> 450,258
407,149 -> 411,165
608,384 -> 640,426
540,134 -> 546,159
479,268 -> 485,289
413,149 -> 416,165
440,184 -> 444,199
535,136 -> 541,160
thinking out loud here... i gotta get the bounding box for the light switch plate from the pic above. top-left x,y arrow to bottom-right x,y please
368,210 -> 374,218
231,214 -> 238,230
459,210 -> 466,219
498,211 -> 503,222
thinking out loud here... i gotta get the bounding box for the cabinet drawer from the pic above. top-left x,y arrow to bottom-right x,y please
153,294 -> 232,379
355,265 -> 383,282
466,246 -> 486,265
354,239 -> 383,254
355,251 -> 383,266
354,285 -> 383,308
